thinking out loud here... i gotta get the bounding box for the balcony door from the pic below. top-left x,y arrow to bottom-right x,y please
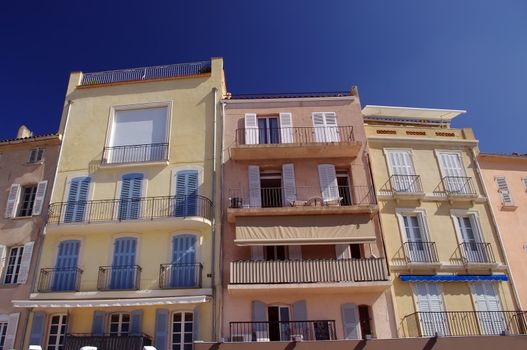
438,152 -> 468,193
171,235 -> 197,288
268,306 -> 291,341
258,117 -> 280,145
312,112 -> 339,142
456,215 -> 487,263
402,214 -> 429,262
386,150 -> 417,192
110,237 -> 137,289
260,172 -> 282,208
175,170 -> 198,217
64,177 -> 90,223
471,282 -> 506,335
53,240 -> 80,291
118,173 -> 143,220
414,283 -> 449,336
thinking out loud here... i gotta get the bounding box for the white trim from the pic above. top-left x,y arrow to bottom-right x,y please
395,208 -> 431,243
0,314 -> 8,322
383,148 -> 417,177
13,295 -> 211,308
434,149 -> 467,179
449,209 -> 484,245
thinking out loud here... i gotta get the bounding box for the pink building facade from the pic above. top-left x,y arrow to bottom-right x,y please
220,91 -> 397,343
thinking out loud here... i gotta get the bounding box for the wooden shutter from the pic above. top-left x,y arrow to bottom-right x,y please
31,180 -> 48,216
244,113 -> 258,145
28,311 -> 46,346
17,241 -> 34,284
279,113 -> 293,143
91,311 -> 106,336
288,246 -> 302,260
4,184 -> 20,218
251,246 -> 264,261
252,300 -> 267,322
154,309 -> 168,350
248,165 -> 261,207
119,174 -> 143,219
341,303 -> 360,339
4,312 -> 20,349
318,164 -> 339,202
312,113 -> 326,142
336,245 -> 351,259
0,244 -> 6,279
282,164 -> 296,206
324,112 -> 339,142
193,306 -> 201,341
64,177 -> 91,222
293,300 -> 307,320
495,176 -> 513,205
130,310 -> 143,336
175,170 -> 199,216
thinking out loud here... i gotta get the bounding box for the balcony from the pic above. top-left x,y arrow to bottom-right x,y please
97,265 -> 142,291
229,258 -> 389,294
159,263 -> 203,289
439,176 -> 478,200
101,143 -> 168,165
388,175 -> 425,200
229,320 -> 337,342
231,126 -> 361,160
455,242 -> 496,269
47,195 -> 213,234
37,268 -> 83,292
64,334 -> 152,350
403,311 -> 527,337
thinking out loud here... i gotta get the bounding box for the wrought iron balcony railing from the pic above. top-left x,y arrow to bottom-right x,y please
48,194 -> 213,224
228,185 -> 375,209
97,265 -> 142,291
37,268 -> 83,292
64,334 -> 152,350
459,242 -> 495,264
235,126 -> 354,146
403,241 -> 439,264
102,143 -> 168,164
441,176 -> 477,197
230,258 -> 388,284
229,320 -> 337,342
403,311 -> 527,337
80,60 -> 211,85
389,175 -> 423,193
159,263 -> 202,289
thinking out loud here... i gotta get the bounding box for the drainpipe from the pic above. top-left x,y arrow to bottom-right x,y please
470,148 -> 522,310
210,88 -> 218,341
219,101 -> 226,341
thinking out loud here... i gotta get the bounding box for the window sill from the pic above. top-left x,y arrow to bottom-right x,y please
25,160 -> 44,166
99,160 -> 169,169
10,215 -> 37,220
0,283 -> 20,289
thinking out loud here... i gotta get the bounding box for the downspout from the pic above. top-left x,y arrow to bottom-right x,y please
210,88 -> 218,341
23,100 -> 73,349
470,147 -> 522,310
219,101 -> 226,341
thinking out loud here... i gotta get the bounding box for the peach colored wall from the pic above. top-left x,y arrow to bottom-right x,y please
479,155 -> 527,309
0,136 -> 60,349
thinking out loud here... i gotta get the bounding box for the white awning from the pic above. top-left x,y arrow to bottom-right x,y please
13,295 -> 210,308
362,105 -> 466,122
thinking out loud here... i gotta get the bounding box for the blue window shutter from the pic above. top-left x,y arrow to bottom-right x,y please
29,312 -> 46,346
119,173 -> 143,219
155,309 -> 169,350
293,300 -> 308,339
252,300 -> 267,322
175,170 -> 198,216
53,240 -> 80,291
130,309 -> 143,336
111,237 -> 137,289
193,306 -> 200,341
171,235 -> 197,287
64,177 -> 90,222
92,310 -> 106,336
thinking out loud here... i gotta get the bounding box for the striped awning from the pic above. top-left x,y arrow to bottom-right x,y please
400,274 -> 508,282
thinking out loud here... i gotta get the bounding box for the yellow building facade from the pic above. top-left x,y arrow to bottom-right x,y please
363,106 -> 519,338
15,59 -> 225,350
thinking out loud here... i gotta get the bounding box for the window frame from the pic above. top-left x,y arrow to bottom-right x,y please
450,209 -> 485,245
3,246 -> 24,285
171,311 -> 193,350
108,312 -> 131,337
395,208 -> 431,244
46,313 -> 68,350
17,185 -> 38,217
0,321 -> 7,350
28,148 -> 44,164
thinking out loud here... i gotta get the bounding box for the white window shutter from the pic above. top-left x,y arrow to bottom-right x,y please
32,180 -> 48,216
495,176 -> 513,205
279,113 -> 293,143
341,303 -> 360,339
4,184 -> 20,218
248,165 -> 261,208
324,112 -> 340,142
244,113 -> 258,145
318,164 -> 339,202
336,244 -> 351,260
288,246 -> 302,260
282,163 -> 297,206
4,312 -> 20,349
251,246 -> 264,261
312,113 -> 326,142
17,241 -> 35,284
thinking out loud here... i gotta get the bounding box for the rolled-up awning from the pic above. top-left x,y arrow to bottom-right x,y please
400,274 -> 508,282
235,214 -> 376,245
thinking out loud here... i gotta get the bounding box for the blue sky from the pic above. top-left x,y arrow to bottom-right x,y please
1,1 -> 526,153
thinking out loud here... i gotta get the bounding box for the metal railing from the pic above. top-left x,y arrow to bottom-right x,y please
97,265 -> 142,291
390,175 -> 423,193
228,185 -> 375,209
102,143 -> 168,164
80,61 -> 211,85
459,242 -> 495,264
64,334 -> 152,350
403,242 -> 439,263
48,194 -> 213,224
403,311 -> 527,337
37,268 -> 83,292
230,258 -> 388,284
229,320 -> 337,342
159,263 -> 202,289
441,176 -> 477,197
235,126 -> 354,145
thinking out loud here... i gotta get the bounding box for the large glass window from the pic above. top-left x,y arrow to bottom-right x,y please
109,313 -> 130,337
172,312 -> 193,350
4,246 -> 24,284
0,322 -> 7,350
47,314 -> 67,350
18,186 -> 37,217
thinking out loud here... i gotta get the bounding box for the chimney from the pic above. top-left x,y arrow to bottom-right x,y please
17,125 -> 33,139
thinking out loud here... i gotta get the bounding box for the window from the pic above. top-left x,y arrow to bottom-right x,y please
258,117 -> 280,144
28,148 -> 44,163
358,305 -> 373,339
455,214 -> 488,263
265,246 -> 288,261
495,176 -> 514,206
260,172 -> 282,208
47,314 -> 67,350
110,237 -> 138,290
337,172 -> 352,205
107,106 -> 168,163
267,306 -> 290,341
413,283 -> 449,336
17,186 -> 37,217
172,312 -> 193,350
312,112 -> 339,142
385,149 -> 418,192
109,313 -> 130,337
0,322 -> 6,350
4,247 -> 24,284
244,113 -> 293,145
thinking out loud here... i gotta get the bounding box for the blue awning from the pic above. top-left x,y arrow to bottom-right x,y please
400,274 -> 508,282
